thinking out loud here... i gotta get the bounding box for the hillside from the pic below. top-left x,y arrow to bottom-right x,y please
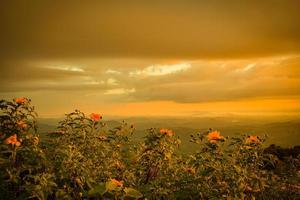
37,116 -> 300,153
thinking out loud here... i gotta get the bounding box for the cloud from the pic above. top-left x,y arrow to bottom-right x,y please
1,1 -> 299,60
104,88 -> 136,95
128,55 -> 300,103
45,65 -> 85,72
1,55 -> 300,105
0,61 -> 103,92
106,78 -> 118,85
129,63 -> 191,76
235,63 -> 256,73
0,62 -> 85,83
105,69 -> 122,74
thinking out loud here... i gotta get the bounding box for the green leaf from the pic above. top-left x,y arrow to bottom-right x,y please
124,187 -> 143,199
234,165 -> 242,174
88,183 -> 106,197
55,189 -> 72,200
105,180 -> 122,191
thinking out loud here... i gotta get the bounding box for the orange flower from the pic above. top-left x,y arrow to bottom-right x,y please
90,113 -> 102,121
17,120 -> 27,129
111,178 -> 123,187
245,135 -> 260,144
159,128 -> 174,136
4,134 -> 21,147
15,97 -> 27,104
207,131 -> 224,142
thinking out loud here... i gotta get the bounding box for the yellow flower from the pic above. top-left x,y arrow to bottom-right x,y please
159,128 -> 174,137
90,113 -> 102,121
207,131 -> 224,142
111,179 -> 123,187
15,97 -> 27,104
4,134 -> 21,147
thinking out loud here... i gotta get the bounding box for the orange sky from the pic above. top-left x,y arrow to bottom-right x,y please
43,97 -> 299,118
1,1 -> 300,118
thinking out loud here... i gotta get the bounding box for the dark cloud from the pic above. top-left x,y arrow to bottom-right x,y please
0,62 -> 82,81
0,0 -> 300,60
0,61 -> 105,92
129,57 -> 300,103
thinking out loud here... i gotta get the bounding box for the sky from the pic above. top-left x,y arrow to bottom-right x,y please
0,0 -> 300,118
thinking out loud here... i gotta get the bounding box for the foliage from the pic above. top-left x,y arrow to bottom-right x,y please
0,98 -> 299,199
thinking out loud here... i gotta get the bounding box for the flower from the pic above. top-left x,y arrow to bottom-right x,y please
245,135 -> 260,144
111,179 -> 123,187
4,134 -> 21,147
15,97 -> 27,104
90,113 -> 102,121
159,128 -> 174,136
207,131 -> 224,142
17,120 -> 27,129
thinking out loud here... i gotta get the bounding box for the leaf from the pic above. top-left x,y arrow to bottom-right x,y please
165,152 -> 172,160
105,180 -> 122,191
55,189 -> 72,200
124,187 -> 143,199
234,165 -> 242,174
88,183 -> 106,197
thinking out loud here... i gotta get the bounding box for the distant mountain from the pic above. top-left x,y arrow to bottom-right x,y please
36,116 -> 300,151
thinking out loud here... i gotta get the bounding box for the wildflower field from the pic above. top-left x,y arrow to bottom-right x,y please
0,98 -> 299,199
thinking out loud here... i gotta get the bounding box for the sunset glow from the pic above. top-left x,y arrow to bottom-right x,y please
0,1 -> 299,118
